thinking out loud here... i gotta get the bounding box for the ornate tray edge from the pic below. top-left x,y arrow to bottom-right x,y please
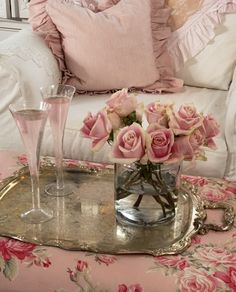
0,162 -> 207,256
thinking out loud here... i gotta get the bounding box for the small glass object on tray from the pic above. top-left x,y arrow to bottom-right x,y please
9,100 -> 53,224
40,84 -> 76,197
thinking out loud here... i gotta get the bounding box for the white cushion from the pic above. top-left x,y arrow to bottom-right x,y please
176,14 -> 236,90
0,29 -> 61,152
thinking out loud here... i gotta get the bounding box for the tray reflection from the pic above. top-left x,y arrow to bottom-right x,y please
0,164 -> 205,255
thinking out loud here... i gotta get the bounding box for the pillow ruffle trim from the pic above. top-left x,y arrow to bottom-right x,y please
143,0 -> 183,93
167,0 -> 236,71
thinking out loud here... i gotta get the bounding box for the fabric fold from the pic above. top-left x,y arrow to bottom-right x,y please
143,0 -> 183,93
168,0 -> 236,71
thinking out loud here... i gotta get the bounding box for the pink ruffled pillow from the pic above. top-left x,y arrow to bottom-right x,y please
29,0 -> 183,93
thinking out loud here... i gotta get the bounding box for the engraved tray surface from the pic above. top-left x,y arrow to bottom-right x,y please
0,163 -> 205,256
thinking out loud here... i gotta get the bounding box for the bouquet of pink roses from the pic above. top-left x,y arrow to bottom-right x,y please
80,89 -> 220,225
80,88 -> 220,165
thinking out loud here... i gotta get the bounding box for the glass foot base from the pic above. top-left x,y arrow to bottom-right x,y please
45,183 -> 74,197
21,208 -> 53,224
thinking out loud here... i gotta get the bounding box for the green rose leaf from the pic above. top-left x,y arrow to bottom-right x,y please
0,256 -> 5,272
3,258 -> 18,281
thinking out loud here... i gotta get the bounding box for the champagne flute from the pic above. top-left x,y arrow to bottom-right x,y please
9,100 -> 53,224
40,84 -> 76,197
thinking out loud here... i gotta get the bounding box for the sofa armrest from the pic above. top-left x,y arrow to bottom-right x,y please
224,66 -> 236,179
0,28 -> 61,152
0,28 -> 61,102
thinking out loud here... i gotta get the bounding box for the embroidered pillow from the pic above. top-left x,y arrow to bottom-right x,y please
29,0 -> 183,93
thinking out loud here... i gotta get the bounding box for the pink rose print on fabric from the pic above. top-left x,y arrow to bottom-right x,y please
155,255 -> 190,270
0,239 -> 51,281
65,159 -> 79,168
214,266 -> 236,291
95,254 -> 117,266
201,186 -> 233,202
177,267 -> 222,292
182,175 -> 209,187
17,154 -> 28,166
191,235 -> 202,245
118,283 -> 143,292
194,247 -> 236,268
225,186 -> 236,195
67,259 -> 103,290
0,238 -> 35,261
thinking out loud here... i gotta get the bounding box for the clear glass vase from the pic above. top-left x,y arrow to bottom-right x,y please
114,161 -> 182,227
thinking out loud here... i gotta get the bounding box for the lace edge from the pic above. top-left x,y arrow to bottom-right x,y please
167,0 -> 236,71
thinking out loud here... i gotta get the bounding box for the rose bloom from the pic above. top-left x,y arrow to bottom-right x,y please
95,255 -> 117,266
76,260 -> 88,272
118,284 -> 143,292
156,255 -> 190,270
168,103 -> 204,135
145,101 -> 172,127
203,114 -> 220,149
214,266 -> 236,291
171,136 -> 194,161
193,247 -> 236,267
80,110 -> 112,151
146,123 -> 174,163
201,185 -> 233,202
0,238 -> 35,261
177,267 -> 221,292
111,123 -> 145,163
106,88 -> 137,117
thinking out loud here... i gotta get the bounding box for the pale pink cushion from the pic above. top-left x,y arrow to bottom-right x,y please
29,0 -> 183,93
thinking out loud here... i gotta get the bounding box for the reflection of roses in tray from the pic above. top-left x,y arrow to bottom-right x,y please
80,89 -> 220,214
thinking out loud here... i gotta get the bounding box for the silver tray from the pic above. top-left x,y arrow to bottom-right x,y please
0,162 -> 210,256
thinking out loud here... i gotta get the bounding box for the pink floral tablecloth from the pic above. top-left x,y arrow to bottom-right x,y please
0,151 -> 236,292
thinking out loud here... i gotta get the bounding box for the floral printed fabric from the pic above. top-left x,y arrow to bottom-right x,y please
0,151 -> 236,291
167,0 -> 203,30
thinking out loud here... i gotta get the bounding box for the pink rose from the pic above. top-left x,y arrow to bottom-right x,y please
106,88 -> 137,117
95,255 -> 117,266
168,104 -> 203,135
76,260 -> 88,272
214,267 -> 236,291
171,136 -> 194,161
177,267 -> 221,292
145,102 -> 172,127
203,114 -> 220,149
146,124 -> 175,163
118,284 -> 143,292
189,127 -> 206,151
111,123 -> 145,163
182,175 -> 209,187
194,247 -> 236,267
80,110 -> 112,151
107,111 -> 122,130
201,185 -> 232,202
0,238 -> 36,261
156,255 -> 190,270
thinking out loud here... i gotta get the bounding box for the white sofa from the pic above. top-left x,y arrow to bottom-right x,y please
0,14 -> 236,180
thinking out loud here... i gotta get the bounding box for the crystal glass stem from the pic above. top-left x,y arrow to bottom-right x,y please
9,101 -> 53,224
40,84 -> 76,197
